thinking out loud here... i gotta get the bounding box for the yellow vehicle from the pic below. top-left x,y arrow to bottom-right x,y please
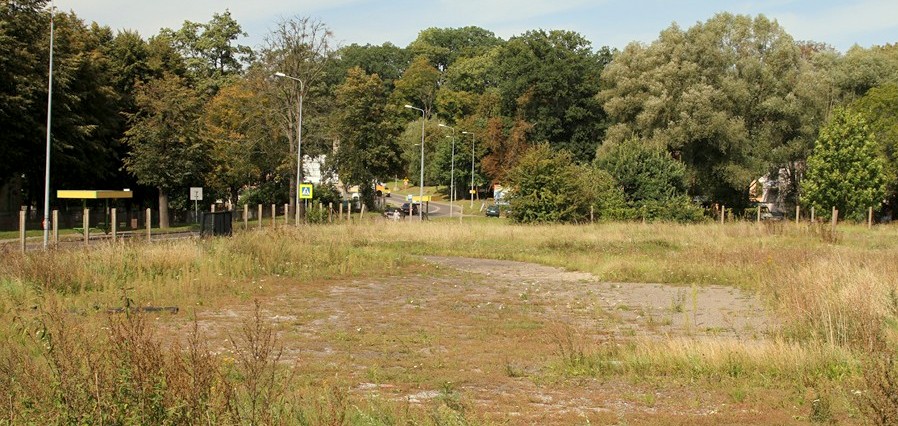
375,183 -> 391,197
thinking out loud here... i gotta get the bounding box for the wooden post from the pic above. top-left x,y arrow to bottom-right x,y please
271,204 -> 276,228
590,205 -> 595,224
257,204 -> 263,230
328,202 -> 333,223
211,204 -> 216,213
243,204 -> 249,230
83,208 -> 90,245
869,207 -> 873,229
111,208 -> 117,242
720,205 -> 725,224
795,205 -> 800,225
19,210 -> 26,253
811,206 -> 815,223
831,207 -> 838,235
146,208 -> 151,241
339,202 -> 344,222
757,205 -> 761,223
52,210 -> 59,247
284,203 -> 290,226
360,204 -> 366,221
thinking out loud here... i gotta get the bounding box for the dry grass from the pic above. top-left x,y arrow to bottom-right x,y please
2,219 -> 898,423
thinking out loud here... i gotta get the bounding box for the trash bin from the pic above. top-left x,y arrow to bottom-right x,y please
200,211 -> 233,237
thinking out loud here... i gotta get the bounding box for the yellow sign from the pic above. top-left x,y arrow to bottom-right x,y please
469,190 -> 476,194
299,184 -> 313,199
57,190 -> 133,199
411,195 -> 431,202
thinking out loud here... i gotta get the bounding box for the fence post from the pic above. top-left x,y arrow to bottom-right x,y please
243,204 -> 248,230
146,208 -> 151,241
869,207 -> 873,229
831,207 -> 838,235
257,204 -> 263,230
328,202 -> 333,223
19,210 -> 26,253
339,202 -> 343,222
590,205 -> 595,224
284,203 -> 289,226
52,209 -> 59,247
360,204 -> 366,221
111,208 -> 117,242
271,204 -> 276,228
811,206 -> 815,223
83,208 -> 90,246
795,205 -> 800,225
720,205 -> 725,224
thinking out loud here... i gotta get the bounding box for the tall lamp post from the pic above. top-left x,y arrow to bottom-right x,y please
462,131 -> 476,208
405,105 -> 426,220
438,124 -> 455,218
274,72 -> 304,224
42,2 -> 56,249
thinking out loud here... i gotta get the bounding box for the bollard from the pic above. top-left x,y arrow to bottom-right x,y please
83,208 -> 90,245
19,210 -> 26,253
244,204 -> 249,230
146,208 -> 151,241
831,207 -> 838,235
52,210 -> 59,247
111,208 -> 117,242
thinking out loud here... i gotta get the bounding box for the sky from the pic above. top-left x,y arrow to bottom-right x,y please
54,0 -> 898,53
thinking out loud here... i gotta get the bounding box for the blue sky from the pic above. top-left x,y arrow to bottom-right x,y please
56,0 -> 897,52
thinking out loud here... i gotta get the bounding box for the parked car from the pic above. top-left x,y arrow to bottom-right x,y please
400,202 -> 420,216
383,205 -> 403,219
485,204 -> 501,217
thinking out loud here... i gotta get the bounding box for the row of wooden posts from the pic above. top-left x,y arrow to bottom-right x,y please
718,205 -> 878,231
17,202 -> 376,253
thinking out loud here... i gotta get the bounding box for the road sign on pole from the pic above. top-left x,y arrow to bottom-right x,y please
299,184 -> 313,199
190,187 -> 203,201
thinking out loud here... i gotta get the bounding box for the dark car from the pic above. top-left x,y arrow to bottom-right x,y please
486,204 -> 501,217
400,202 -> 420,216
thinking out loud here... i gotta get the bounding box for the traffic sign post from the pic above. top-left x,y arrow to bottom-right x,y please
299,184 -> 313,199
190,187 -> 203,223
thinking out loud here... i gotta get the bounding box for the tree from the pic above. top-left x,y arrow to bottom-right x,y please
801,108 -> 885,221
595,139 -> 687,203
331,42 -> 410,89
392,55 -> 440,118
408,26 -> 502,72
852,83 -> 898,213
504,144 -> 591,223
332,67 -> 403,208
258,16 -> 334,214
158,10 -> 253,95
601,13 -> 818,208
495,30 -> 610,163
124,73 -> 207,228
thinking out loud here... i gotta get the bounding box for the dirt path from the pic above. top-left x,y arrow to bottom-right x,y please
173,256 -> 784,424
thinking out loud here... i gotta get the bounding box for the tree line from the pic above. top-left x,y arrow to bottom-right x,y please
2,0 -> 897,224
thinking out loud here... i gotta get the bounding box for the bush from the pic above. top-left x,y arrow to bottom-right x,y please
505,144 -> 592,223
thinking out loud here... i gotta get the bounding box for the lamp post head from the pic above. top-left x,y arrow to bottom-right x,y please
404,104 -> 413,109
274,72 -> 286,78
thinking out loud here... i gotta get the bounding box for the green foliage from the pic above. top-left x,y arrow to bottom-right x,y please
408,26 -> 502,72
495,30 -> 610,163
801,108 -> 885,221
333,67 -> 403,207
505,144 -> 591,223
601,13 -> 817,207
852,83 -> 898,209
393,55 -> 440,118
596,139 -> 687,203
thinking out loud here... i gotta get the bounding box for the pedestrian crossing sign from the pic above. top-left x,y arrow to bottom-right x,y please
299,184 -> 313,199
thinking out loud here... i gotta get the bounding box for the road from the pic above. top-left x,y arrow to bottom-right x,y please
383,195 -> 483,219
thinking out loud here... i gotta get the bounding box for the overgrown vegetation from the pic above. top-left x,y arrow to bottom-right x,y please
2,221 -> 898,422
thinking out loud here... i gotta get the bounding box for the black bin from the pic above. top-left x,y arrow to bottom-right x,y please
200,211 -> 233,237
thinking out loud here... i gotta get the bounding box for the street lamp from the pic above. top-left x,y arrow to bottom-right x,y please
462,131 -> 476,208
405,105 -> 425,220
438,124 -> 456,218
42,1 -> 56,249
274,72 -> 304,224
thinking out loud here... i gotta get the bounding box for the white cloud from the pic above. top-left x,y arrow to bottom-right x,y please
774,0 -> 898,46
